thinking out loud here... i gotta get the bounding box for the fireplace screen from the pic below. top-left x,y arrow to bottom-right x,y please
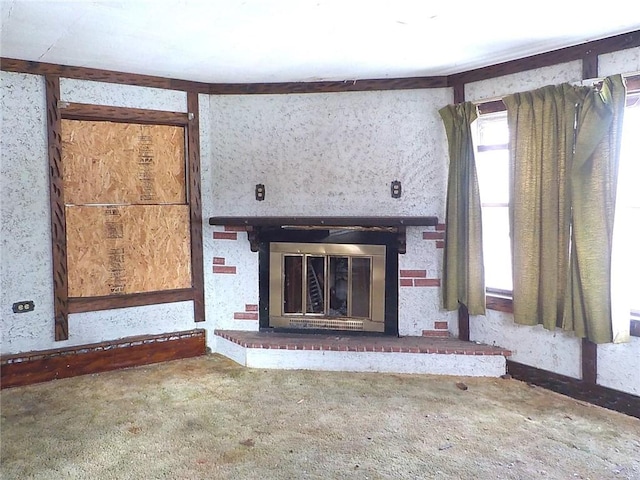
269,242 -> 385,332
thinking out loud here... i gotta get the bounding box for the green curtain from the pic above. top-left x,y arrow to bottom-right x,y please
564,75 -> 627,343
439,102 -> 485,315
504,75 -> 626,343
503,84 -> 577,329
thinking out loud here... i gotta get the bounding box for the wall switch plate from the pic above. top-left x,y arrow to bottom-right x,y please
12,301 -> 35,313
391,180 -> 402,199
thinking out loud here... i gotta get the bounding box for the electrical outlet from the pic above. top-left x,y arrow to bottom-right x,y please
12,301 -> 35,313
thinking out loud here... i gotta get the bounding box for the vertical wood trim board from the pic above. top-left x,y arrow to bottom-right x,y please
46,75 -> 69,341
187,92 -> 205,322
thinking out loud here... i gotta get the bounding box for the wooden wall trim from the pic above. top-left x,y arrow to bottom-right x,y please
507,360 -> 640,419
631,319 -> 640,337
46,75 -> 69,341
449,30 -> 640,86
68,288 -> 195,314
581,338 -> 598,384
0,329 -> 206,389
582,50 -> 599,80
458,303 -> 470,341
209,76 -> 449,95
0,57 -> 210,93
60,102 -> 189,125
208,216 -> 439,227
187,92 -> 205,322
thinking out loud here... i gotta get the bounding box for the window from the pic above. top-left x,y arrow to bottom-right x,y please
615,94 -> 640,318
474,111 -> 512,294
475,84 -> 640,330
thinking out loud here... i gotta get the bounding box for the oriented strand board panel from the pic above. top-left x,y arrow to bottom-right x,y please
66,205 -> 192,297
62,120 -> 186,205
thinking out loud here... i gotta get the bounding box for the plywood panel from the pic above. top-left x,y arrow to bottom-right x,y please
66,205 -> 191,297
62,120 -> 186,205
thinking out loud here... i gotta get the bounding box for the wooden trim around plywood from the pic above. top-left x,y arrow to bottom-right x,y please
60,102 -> 189,125
0,329 -> 206,389
56,101 -> 204,323
68,288 -> 196,313
187,92 -> 205,322
46,75 -> 69,341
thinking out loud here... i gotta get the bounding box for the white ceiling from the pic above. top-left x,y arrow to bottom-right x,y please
2,0 -> 640,84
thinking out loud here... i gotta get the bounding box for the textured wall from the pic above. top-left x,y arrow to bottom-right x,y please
464,61 -> 583,103
1,72 -> 54,354
207,89 -> 450,218
203,88 -> 454,338
60,78 -> 188,112
597,337 -> 640,396
598,46 -> 640,77
470,311 -> 582,379
0,72 -> 194,355
398,227 -> 456,336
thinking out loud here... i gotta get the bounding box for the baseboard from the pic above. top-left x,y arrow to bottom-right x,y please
507,360 -> 640,419
0,329 -> 206,389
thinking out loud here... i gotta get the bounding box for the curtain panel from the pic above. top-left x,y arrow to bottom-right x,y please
504,75 -> 627,344
439,102 -> 486,315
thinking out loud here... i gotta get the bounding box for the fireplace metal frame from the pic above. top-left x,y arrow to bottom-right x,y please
269,242 -> 386,332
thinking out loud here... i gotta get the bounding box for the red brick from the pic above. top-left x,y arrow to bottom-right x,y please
213,232 -> 238,240
224,225 -> 247,232
414,278 -> 440,287
213,257 -> 225,265
400,278 -> 414,287
436,241 -> 445,249
233,312 -> 258,320
422,330 -> 450,337
399,269 -> 427,278
422,232 -> 445,240
245,304 -> 259,312
213,265 -> 237,274
434,321 -> 448,330
436,223 -> 446,231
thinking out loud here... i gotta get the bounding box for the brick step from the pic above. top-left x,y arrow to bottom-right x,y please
422,329 -> 451,338
213,330 -> 511,377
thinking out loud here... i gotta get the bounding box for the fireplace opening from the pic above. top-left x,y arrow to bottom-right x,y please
270,242 -> 386,332
258,228 -> 399,335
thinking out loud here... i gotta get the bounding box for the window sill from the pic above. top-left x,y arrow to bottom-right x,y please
485,293 -> 639,338
486,293 -> 513,314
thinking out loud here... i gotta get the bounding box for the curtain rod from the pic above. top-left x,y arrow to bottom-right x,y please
471,71 -> 640,107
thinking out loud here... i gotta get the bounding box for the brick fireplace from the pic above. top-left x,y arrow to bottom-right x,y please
209,216 -> 446,336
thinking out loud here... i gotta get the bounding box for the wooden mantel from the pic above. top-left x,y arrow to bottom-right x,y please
208,216 -> 438,228
208,216 -> 439,253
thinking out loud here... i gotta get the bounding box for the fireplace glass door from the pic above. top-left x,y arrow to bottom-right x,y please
270,243 -> 385,332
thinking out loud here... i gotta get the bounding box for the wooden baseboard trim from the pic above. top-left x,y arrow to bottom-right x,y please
0,329 -> 206,389
507,360 -> 640,419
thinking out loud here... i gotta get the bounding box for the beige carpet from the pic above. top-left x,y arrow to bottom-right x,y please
1,354 -> 639,479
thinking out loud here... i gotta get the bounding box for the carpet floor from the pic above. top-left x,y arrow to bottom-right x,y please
1,354 -> 639,479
